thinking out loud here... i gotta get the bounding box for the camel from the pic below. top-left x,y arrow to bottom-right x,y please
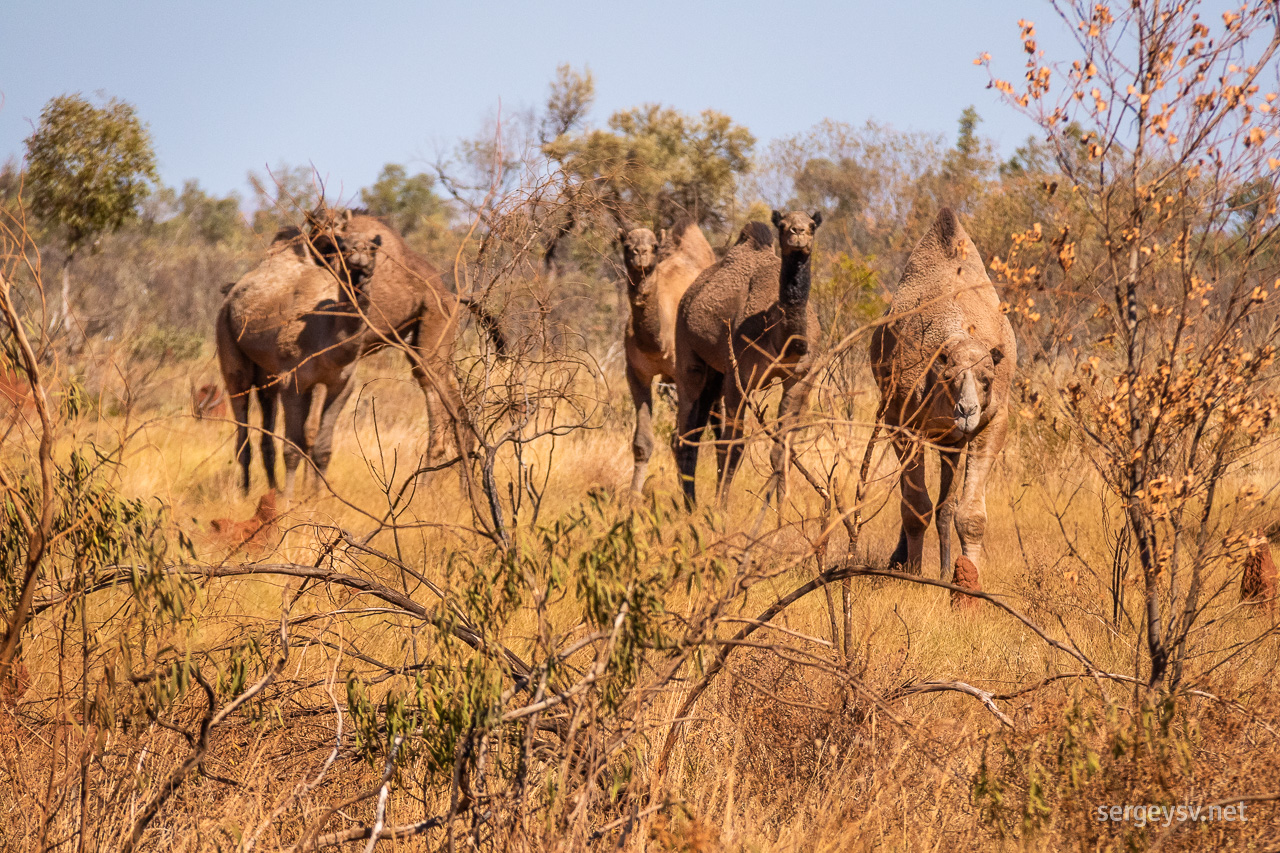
216,226 -> 368,497
673,210 -> 823,506
216,212 -> 504,497
618,218 -> 715,494
870,207 -> 1016,580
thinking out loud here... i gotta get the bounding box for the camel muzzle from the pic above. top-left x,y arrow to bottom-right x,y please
955,408 -> 982,436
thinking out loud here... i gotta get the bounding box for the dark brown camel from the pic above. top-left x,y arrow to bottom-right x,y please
673,211 -> 823,506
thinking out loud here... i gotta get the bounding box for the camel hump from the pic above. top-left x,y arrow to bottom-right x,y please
664,217 -> 698,246
272,225 -> 303,244
932,207 -> 965,258
737,221 -> 774,251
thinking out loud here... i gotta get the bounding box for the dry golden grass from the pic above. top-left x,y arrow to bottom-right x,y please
2,343 -> 1278,852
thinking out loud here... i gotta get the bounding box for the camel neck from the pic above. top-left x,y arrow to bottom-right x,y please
779,251 -> 812,310
626,266 -> 656,306
330,286 -> 373,344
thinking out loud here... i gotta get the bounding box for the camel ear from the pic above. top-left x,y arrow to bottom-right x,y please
342,209 -> 354,224
617,228 -> 628,243
771,210 -> 783,228
810,211 -> 823,228
935,349 -> 950,369
990,345 -> 1004,367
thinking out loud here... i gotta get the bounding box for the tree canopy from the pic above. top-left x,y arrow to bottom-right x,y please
544,103 -> 755,229
360,164 -> 449,236
24,93 -> 158,254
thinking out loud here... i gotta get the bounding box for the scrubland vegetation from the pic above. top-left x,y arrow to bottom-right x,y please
1,2 -> 1279,850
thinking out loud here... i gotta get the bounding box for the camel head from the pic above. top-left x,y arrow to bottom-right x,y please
618,226 -> 659,282
332,233 -> 383,292
771,210 -> 823,256
929,335 -> 1005,438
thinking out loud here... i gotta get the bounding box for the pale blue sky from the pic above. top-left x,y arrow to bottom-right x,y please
1,1 -> 1073,203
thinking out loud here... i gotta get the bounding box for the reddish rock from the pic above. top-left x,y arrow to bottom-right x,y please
1241,536 -> 1277,611
952,556 -> 982,611
209,490 -> 279,553
0,660 -> 30,710
192,383 -> 228,419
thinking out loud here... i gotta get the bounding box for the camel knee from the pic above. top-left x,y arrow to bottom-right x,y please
282,443 -> 304,468
956,505 -> 987,546
901,500 -> 933,537
633,427 -> 654,464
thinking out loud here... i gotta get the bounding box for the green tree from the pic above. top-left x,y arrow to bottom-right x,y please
541,63 -> 595,144
545,103 -> 755,230
176,180 -> 243,244
360,164 -> 448,236
23,93 -> 158,335
937,106 -> 996,212
247,163 -> 322,234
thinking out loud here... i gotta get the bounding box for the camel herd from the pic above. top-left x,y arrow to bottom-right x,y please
213,205 -> 1014,581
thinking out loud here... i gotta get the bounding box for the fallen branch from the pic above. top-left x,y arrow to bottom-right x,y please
886,680 -> 1015,727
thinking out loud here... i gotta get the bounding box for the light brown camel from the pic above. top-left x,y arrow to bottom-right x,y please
618,218 -> 715,494
673,211 -> 823,507
216,226 -> 374,497
216,212 -> 504,497
870,208 -> 1016,580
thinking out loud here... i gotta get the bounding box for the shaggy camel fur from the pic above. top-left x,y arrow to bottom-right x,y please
618,219 -> 715,494
673,211 -> 823,506
870,208 -> 1016,580
217,212 -> 504,497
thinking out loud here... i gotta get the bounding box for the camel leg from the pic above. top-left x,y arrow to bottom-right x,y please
889,437 -> 930,575
228,388 -> 252,495
710,399 -> 728,483
769,373 -> 812,503
256,378 -> 280,493
280,387 -> 314,502
716,379 -> 750,506
956,415 -> 1008,571
674,366 -> 722,509
935,447 -> 962,583
626,366 -> 656,496
216,319 -> 257,495
409,346 -> 472,467
311,371 -> 356,483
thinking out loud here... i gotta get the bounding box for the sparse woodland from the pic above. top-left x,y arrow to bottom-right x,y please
1,2 -> 1279,850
